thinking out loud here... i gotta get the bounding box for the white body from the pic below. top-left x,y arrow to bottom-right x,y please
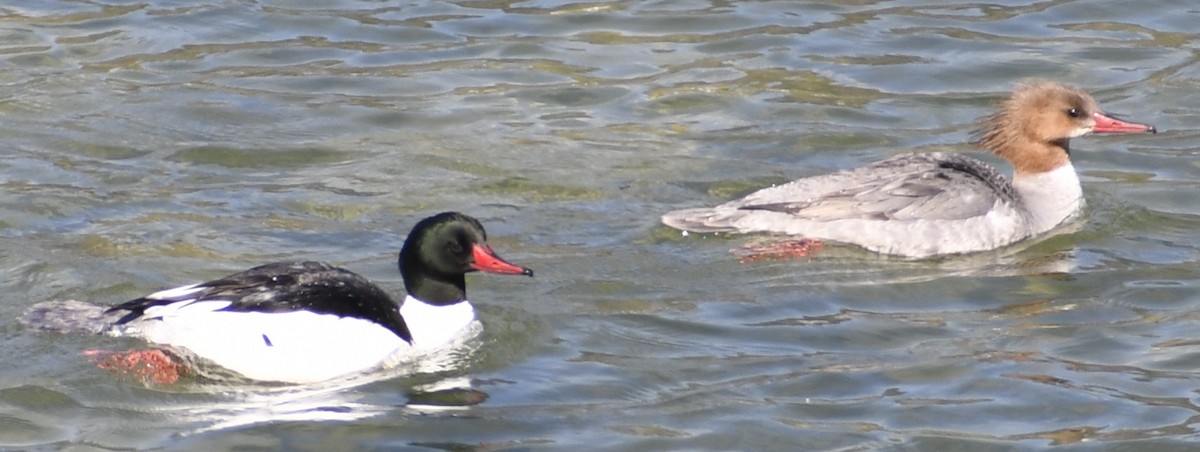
112,293 -> 478,384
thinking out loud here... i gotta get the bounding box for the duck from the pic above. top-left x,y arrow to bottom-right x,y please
661,81 -> 1156,258
103,211 -> 533,383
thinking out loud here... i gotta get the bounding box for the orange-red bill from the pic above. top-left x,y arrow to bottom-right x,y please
1093,112 -> 1156,134
471,244 -> 534,276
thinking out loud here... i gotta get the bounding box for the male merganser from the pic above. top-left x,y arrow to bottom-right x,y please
662,81 -> 1156,258
104,212 -> 533,383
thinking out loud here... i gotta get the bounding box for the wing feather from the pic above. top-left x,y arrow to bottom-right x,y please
108,261 -> 412,343
737,153 -> 1016,222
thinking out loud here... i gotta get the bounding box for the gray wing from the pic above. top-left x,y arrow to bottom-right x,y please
734,153 -> 1017,222
662,152 -> 1020,233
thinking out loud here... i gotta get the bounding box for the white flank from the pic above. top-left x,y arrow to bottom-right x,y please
115,296 -> 479,384
120,300 -> 406,383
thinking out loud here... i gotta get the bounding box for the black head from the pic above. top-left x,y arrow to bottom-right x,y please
399,212 -> 532,305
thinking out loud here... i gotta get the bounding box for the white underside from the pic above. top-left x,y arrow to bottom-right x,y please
727,206 -> 1035,257
113,294 -> 478,384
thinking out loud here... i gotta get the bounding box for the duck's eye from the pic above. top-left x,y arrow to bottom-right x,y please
446,240 -> 464,255
1066,108 -> 1081,118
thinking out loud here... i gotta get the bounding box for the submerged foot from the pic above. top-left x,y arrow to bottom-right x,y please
731,238 -> 824,263
85,349 -> 185,385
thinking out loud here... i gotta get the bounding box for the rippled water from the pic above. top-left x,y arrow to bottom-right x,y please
3,0 -> 1200,449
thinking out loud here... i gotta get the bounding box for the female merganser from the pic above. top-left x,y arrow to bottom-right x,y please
662,81 -> 1156,258
104,212 -> 533,384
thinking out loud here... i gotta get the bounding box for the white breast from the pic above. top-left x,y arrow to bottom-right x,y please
1011,163 -> 1084,234
396,295 -> 477,353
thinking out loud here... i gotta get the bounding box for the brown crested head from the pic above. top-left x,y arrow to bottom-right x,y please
971,81 -> 1155,175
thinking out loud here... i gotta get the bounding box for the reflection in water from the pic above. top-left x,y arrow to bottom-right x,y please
156,333 -> 486,435
176,374 -> 486,435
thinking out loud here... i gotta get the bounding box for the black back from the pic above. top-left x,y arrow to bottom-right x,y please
107,261 -> 414,343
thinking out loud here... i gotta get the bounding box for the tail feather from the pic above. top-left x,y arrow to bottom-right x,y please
21,300 -> 121,335
661,207 -> 744,233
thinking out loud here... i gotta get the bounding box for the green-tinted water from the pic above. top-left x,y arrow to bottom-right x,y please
3,0 -> 1199,448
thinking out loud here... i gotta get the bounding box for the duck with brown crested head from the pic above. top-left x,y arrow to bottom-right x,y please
662,81 -> 1156,258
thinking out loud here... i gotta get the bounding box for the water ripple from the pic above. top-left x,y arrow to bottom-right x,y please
3,0 -> 1199,449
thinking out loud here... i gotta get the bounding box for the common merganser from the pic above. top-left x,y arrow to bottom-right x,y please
103,212 -> 533,383
662,81 -> 1156,258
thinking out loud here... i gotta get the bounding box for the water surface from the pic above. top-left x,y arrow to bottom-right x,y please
3,0 -> 1200,449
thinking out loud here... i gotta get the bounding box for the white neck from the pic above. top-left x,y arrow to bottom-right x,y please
398,295 -> 477,352
1011,163 -> 1084,234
